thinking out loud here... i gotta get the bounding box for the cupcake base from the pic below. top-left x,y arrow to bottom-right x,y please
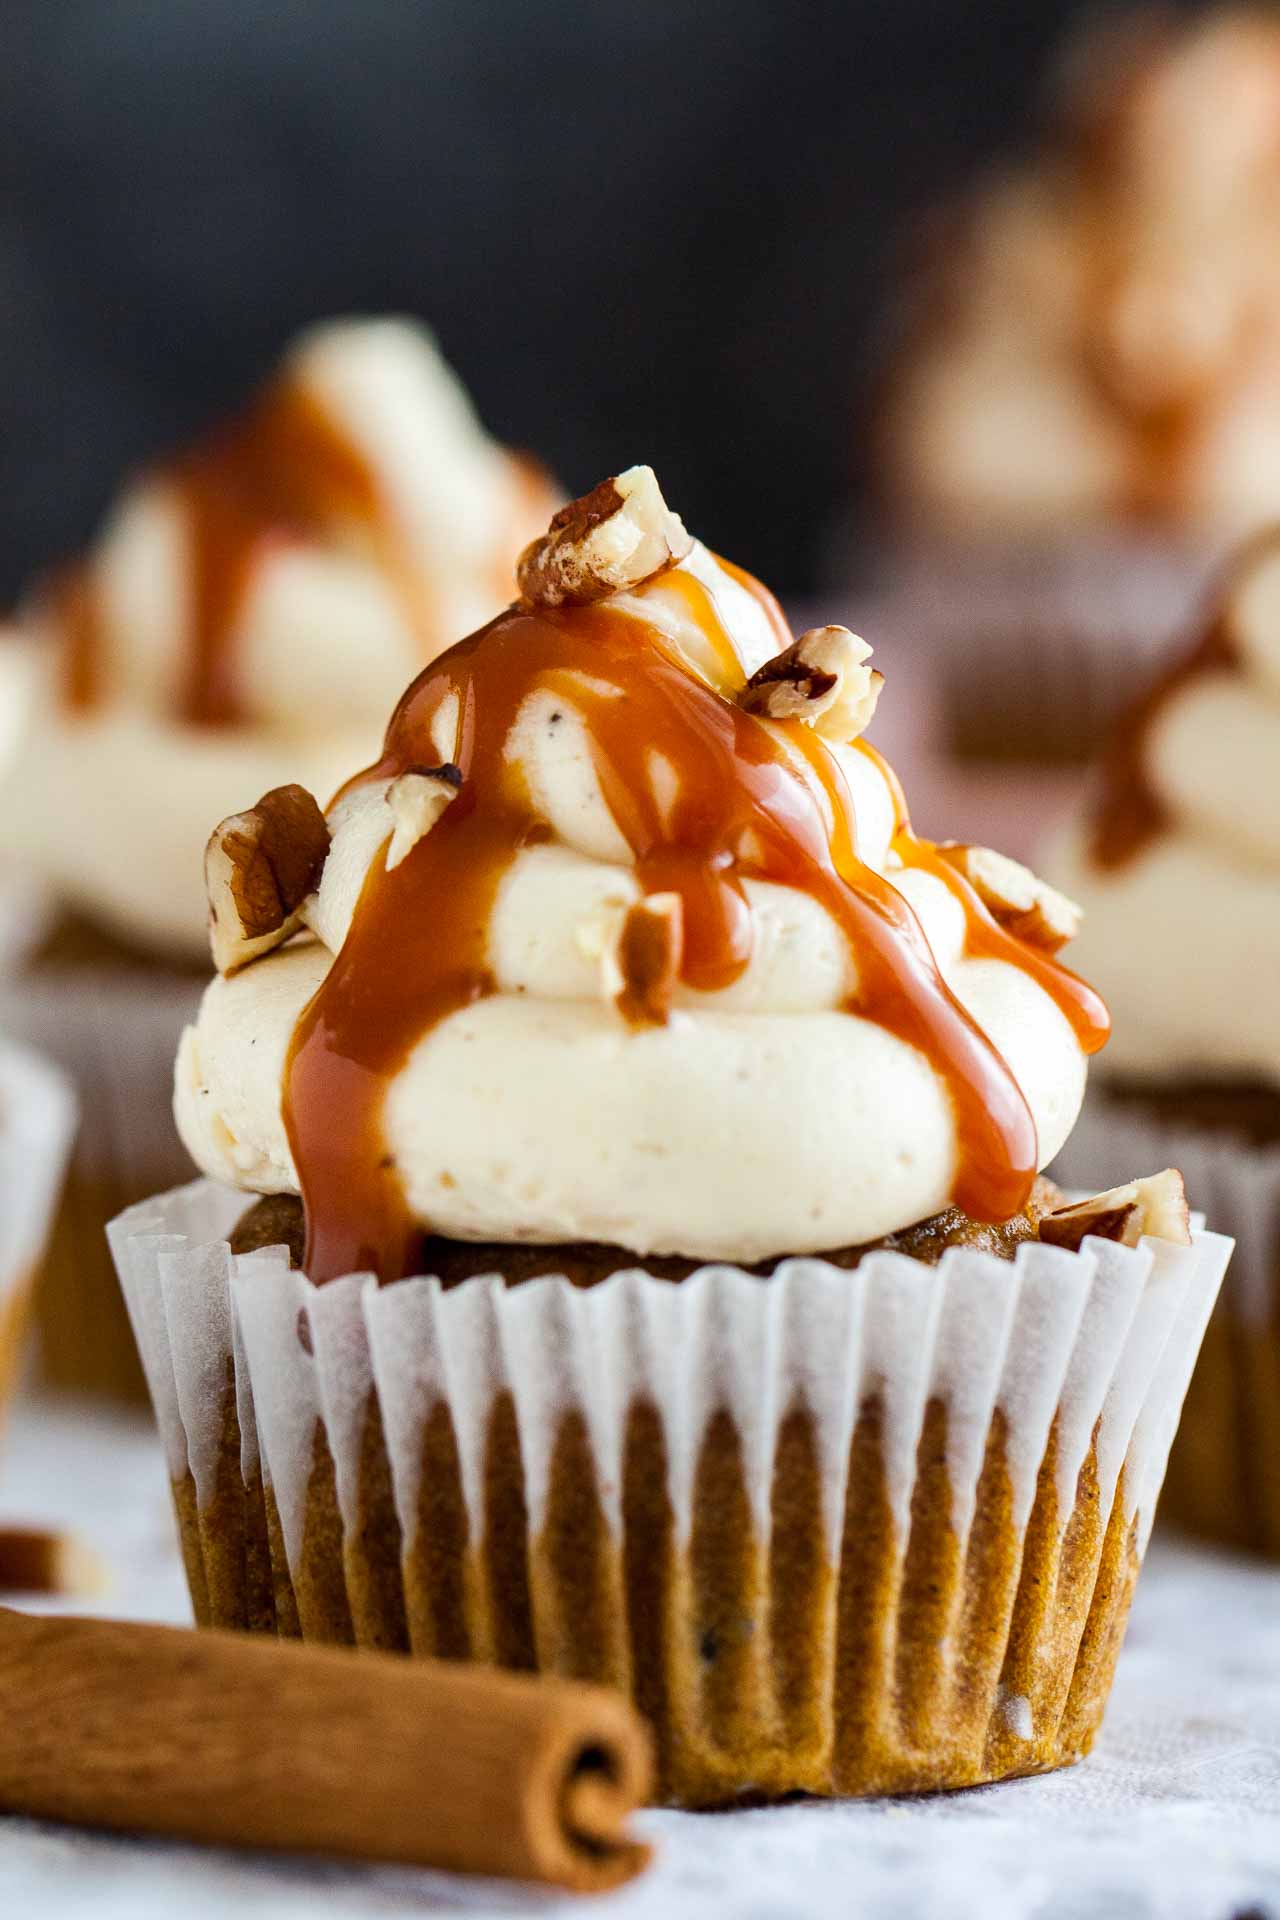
110,1180 -> 1228,1805
0,965 -> 204,1399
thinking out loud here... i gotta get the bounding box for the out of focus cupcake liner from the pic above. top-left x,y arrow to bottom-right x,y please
111,1177 -> 1228,1805
1054,1096 -> 1280,1554
865,536 -> 1217,763
0,1036 -> 78,1419
0,970 -> 203,1399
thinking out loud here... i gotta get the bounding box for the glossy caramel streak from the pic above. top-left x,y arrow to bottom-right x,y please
1087,610 -> 1239,870
170,379 -> 430,726
57,567 -> 103,711
63,377 -> 430,729
712,553 -> 794,652
856,737 -> 1110,1059
286,591 -> 1104,1282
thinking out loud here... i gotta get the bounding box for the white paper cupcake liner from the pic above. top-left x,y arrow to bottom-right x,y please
1052,1097 -> 1280,1331
1053,1097 -> 1280,1554
0,1035 -> 78,1403
110,1177 -> 1229,1800
0,969 -> 204,1397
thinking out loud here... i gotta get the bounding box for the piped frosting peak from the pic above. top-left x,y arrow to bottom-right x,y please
179,471 -> 1107,1278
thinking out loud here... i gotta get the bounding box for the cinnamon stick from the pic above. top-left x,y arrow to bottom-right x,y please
0,1610 -> 653,1891
0,1528 -> 110,1597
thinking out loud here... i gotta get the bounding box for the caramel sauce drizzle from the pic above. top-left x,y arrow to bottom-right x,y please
1088,604 -> 1240,870
56,568 -> 103,712
284,572 -> 1109,1285
855,738 -> 1109,1050
62,376 -> 433,727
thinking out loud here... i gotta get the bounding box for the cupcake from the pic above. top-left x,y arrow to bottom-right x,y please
870,7 -> 1280,762
111,469 -> 1229,1804
0,316 -> 556,1396
0,1037 -> 77,1421
1049,527 -> 1280,1553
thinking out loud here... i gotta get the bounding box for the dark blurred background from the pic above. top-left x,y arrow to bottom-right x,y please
0,0 -> 1199,601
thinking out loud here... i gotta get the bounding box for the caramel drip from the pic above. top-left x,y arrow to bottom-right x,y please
852,740 -> 1110,1058
61,376 -> 432,729
1088,611 -> 1239,869
169,379 -> 428,726
1080,231 -> 1201,523
285,592 -> 1107,1285
709,553 -> 794,652
630,550 -> 791,690
633,568 -> 742,688
57,568 -> 103,711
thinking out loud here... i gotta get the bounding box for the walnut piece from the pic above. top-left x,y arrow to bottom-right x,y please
937,843 -> 1082,952
739,626 -> 883,741
385,764 -> 462,871
602,893 -> 683,1027
517,465 -> 692,609
1039,1168 -> 1191,1252
206,784 -> 330,976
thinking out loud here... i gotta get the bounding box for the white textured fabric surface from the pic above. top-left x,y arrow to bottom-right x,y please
2,1394 -> 1279,1919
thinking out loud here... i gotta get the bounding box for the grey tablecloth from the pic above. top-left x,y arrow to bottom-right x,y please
2,1396 -> 1278,1920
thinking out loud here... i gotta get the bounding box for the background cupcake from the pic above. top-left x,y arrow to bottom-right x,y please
112,471 -> 1229,1804
867,8 -> 1280,763
0,315 -> 557,1395
1049,525 -> 1280,1554
0,1037 -> 77,1423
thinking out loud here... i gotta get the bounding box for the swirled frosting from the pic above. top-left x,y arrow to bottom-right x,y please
884,9 -> 1280,539
176,470 -> 1107,1274
1051,528 -> 1280,1085
0,317 -> 557,955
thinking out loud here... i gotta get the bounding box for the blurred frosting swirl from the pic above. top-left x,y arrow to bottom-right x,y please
884,8 -> 1280,539
1052,528 -> 1280,1084
0,316 -> 557,955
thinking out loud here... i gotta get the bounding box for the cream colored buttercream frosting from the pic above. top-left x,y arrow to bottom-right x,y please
175,469 -> 1108,1271
0,317 -> 558,955
1051,529 -> 1280,1085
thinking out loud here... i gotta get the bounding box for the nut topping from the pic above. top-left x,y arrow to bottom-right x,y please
206,784 -> 330,976
937,843 -> 1082,952
385,764 -> 462,871
602,893 -> 683,1027
517,465 -> 692,609
1039,1168 -> 1191,1252
739,626 -> 884,741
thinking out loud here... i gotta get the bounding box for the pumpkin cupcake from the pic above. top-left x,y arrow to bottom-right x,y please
0,1037 -> 76,1422
871,7 -> 1280,763
1050,526 -> 1280,1554
112,470 -> 1229,1803
0,316 -> 556,1395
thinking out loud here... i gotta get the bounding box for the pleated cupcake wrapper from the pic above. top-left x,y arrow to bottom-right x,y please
1055,1097 -> 1280,1553
0,970 -> 204,1398
109,1178 -> 1230,1803
0,1036 -> 78,1412
865,535 -> 1217,762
